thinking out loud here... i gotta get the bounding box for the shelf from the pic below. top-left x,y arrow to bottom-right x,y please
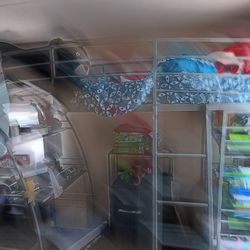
207,103 -> 250,112
221,232 -> 250,238
221,223 -> 250,237
157,200 -> 208,208
59,157 -> 87,166
57,168 -> 87,191
221,209 -> 250,214
109,151 -> 152,158
225,140 -> 250,144
40,219 -> 107,250
20,165 -> 49,178
0,191 -> 25,197
226,126 -> 250,130
4,62 -> 51,71
9,126 -> 72,147
225,155 -> 250,159
34,126 -> 72,137
157,152 -> 206,158
158,104 -> 203,112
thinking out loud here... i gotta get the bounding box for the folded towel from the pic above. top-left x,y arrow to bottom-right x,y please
233,194 -> 250,202
221,236 -> 250,250
229,133 -> 250,141
228,216 -> 250,230
225,166 -> 250,177
234,210 -> 250,219
226,134 -> 250,153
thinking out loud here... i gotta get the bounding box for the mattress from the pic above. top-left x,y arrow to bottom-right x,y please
58,55 -> 250,115
73,74 -> 250,111
157,73 -> 250,104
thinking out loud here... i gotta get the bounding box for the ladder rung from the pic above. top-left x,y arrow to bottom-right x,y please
221,208 -> 250,214
221,233 -> 250,238
157,200 -> 208,207
225,155 -> 250,159
157,152 -> 206,158
157,104 -> 203,112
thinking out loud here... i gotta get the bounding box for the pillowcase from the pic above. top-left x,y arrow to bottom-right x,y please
157,57 -> 217,73
216,43 -> 250,74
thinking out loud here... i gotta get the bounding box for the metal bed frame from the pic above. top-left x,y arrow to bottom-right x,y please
3,37 -> 250,250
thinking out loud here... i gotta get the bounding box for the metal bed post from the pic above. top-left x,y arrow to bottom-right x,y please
152,39 -> 158,250
206,106 -> 215,250
216,110 -> 228,250
50,46 -> 56,85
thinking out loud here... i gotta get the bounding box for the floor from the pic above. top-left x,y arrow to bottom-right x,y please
84,225 -> 154,250
84,235 -> 141,250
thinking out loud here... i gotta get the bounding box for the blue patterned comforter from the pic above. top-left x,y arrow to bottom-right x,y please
58,54 -> 250,115
73,74 -> 250,115
76,76 -> 153,116
157,73 -> 250,104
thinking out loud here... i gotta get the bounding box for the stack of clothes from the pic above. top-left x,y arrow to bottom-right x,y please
112,124 -> 152,155
221,235 -> 250,250
112,124 -> 152,185
224,166 -> 250,231
226,115 -> 250,154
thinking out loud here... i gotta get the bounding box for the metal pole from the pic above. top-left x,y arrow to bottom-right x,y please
206,107 -> 214,250
50,46 -> 56,85
152,40 -> 158,250
216,110 -> 227,250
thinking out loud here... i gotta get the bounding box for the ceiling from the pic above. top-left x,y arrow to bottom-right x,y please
0,0 -> 249,45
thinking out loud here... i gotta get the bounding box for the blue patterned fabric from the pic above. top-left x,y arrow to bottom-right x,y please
78,76 -> 153,116
157,57 -> 217,73
157,74 -> 250,104
63,56 -> 250,113
157,57 -> 250,104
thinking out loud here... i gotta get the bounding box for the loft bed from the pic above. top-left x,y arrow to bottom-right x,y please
2,38 -> 250,111
3,39 -> 250,116
2,38 -> 250,250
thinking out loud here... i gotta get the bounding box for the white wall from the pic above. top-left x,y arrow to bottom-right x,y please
67,110 -> 206,218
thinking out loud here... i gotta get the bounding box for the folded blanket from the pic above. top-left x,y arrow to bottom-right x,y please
228,216 -> 250,230
229,174 -> 250,190
226,134 -> 250,153
231,194 -> 250,209
225,166 -> 250,178
229,133 -> 250,141
234,210 -> 250,219
230,191 -> 250,209
221,236 -> 250,250
230,184 -> 250,196
233,194 -> 250,201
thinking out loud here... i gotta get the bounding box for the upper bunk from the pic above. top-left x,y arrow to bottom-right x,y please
1,37 -> 250,116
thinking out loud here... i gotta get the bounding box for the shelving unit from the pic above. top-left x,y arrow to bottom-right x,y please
207,103 -> 250,250
0,77 -> 105,250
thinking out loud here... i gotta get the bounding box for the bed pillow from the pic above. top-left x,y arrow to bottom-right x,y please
157,57 -> 217,73
217,43 -> 250,74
